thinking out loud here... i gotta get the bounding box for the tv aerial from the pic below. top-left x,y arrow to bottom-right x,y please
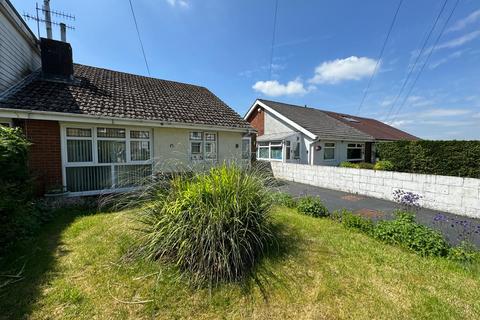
23,1 -> 75,41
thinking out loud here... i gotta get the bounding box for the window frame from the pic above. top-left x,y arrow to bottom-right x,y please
346,143 -> 365,161
323,142 -> 336,161
60,124 -> 153,195
189,131 -> 217,162
257,140 -> 284,162
241,137 -> 251,160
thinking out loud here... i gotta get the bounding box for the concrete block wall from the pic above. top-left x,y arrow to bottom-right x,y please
270,162 -> 480,219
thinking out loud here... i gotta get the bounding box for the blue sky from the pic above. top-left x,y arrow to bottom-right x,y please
12,0 -> 480,139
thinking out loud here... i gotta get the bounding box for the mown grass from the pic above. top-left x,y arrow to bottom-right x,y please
1,207 -> 479,319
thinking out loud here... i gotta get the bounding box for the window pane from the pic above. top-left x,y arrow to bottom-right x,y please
258,142 -> 269,146
325,142 -> 335,147
242,139 -> 250,159
324,147 -> 335,160
130,130 -> 149,139
67,140 -> 92,162
270,146 -> 283,160
67,128 -> 91,137
347,148 -> 362,160
115,164 -> 152,188
191,142 -> 202,154
205,142 -> 216,159
66,166 -> 111,192
98,140 -> 126,163
97,128 -> 126,138
190,132 -> 202,140
294,143 -> 300,158
131,141 -> 150,161
258,147 -> 269,159
348,143 -> 356,148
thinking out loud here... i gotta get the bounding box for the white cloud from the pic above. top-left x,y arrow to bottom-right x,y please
429,50 -> 465,69
308,56 -> 377,84
252,78 -> 312,97
419,108 -> 472,117
435,30 -> 480,50
448,9 -> 480,32
166,0 -> 190,8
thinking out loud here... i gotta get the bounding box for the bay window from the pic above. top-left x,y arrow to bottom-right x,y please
347,143 -> 364,161
63,126 -> 152,194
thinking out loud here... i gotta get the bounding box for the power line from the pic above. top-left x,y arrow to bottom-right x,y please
383,0 -> 449,122
128,0 -> 151,76
268,0 -> 279,79
356,0 -> 404,116
389,0 -> 460,123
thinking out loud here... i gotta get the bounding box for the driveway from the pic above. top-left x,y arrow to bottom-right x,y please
277,180 -> 480,248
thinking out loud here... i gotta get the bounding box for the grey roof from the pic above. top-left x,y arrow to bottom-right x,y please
0,64 -> 252,130
259,99 -> 374,141
257,132 -> 295,141
258,99 -> 418,141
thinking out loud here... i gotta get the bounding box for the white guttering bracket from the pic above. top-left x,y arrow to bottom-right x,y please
244,99 -> 317,140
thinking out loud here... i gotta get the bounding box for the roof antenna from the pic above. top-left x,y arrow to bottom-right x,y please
23,1 -> 75,40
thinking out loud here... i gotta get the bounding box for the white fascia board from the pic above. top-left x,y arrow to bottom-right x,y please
0,108 -> 252,133
244,99 -> 317,140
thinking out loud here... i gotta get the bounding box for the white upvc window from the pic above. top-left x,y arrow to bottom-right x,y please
62,125 -> 153,194
257,140 -> 283,161
190,131 -> 217,161
241,137 -> 251,160
347,143 -> 364,161
323,142 -> 335,160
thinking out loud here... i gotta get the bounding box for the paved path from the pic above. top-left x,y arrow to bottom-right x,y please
278,180 -> 480,248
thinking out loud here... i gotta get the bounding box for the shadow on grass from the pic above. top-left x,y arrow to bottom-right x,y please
0,205 -> 101,320
239,220 -> 302,301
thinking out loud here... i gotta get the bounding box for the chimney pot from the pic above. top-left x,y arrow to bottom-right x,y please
60,23 -> 67,42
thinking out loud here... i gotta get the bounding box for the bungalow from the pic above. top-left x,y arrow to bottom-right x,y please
245,99 -> 418,166
0,37 -> 253,195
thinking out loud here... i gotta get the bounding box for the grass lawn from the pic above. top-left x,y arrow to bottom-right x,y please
1,207 -> 479,319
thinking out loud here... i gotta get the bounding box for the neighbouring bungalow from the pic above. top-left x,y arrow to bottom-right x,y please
0,2 -> 253,196
245,99 -> 418,166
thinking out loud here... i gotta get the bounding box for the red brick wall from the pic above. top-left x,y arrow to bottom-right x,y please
246,106 -> 264,136
16,119 -> 62,195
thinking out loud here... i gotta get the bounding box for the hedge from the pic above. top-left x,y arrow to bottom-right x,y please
376,140 -> 480,178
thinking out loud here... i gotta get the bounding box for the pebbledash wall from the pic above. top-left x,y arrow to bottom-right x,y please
269,162 -> 480,219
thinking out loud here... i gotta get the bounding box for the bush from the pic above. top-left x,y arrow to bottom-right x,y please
342,212 -> 374,234
297,196 -> 329,217
376,140 -> 480,178
356,162 -> 375,169
271,192 -> 297,208
373,211 -> 449,257
137,164 -> 274,286
448,242 -> 479,263
339,161 -> 357,168
0,126 -> 36,252
374,160 -> 394,171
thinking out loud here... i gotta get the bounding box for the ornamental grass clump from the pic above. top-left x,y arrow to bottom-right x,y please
137,164 -> 274,287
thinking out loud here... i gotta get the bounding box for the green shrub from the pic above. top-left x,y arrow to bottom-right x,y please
339,161 -> 358,168
373,211 -> 449,257
448,242 -> 479,263
342,212 -> 374,234
297,196 -> 329,217
356,162 -> 375,169
374,160 -> 394,171
376,140 -> 480,178
137,164 -> 273,286
271,192 -> 297,208
0,126 -> 37,252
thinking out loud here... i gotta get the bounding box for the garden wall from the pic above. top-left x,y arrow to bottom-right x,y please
269,162 -> 480,219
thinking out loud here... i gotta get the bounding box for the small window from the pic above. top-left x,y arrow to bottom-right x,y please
285,141 -> 291,160
130,130 -> 149,139
190,132 -> 203,140
97,128 -> 126,138
324,142 -> 335,160
98,140 -> 126,163
347,143 -> 364,160
205,133 -> 216,141
294,142 -> 300,159
131,141 -> 150,161
242,138 -> 250,160
67,128 -> 91,137
191,142 -> 202,154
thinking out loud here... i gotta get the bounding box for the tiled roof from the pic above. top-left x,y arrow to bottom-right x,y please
0,64 -> 252,130
258,99 -> 418,141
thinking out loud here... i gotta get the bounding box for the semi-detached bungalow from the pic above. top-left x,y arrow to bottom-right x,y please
0,37 -> 254,196
245,99 -> 418,166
